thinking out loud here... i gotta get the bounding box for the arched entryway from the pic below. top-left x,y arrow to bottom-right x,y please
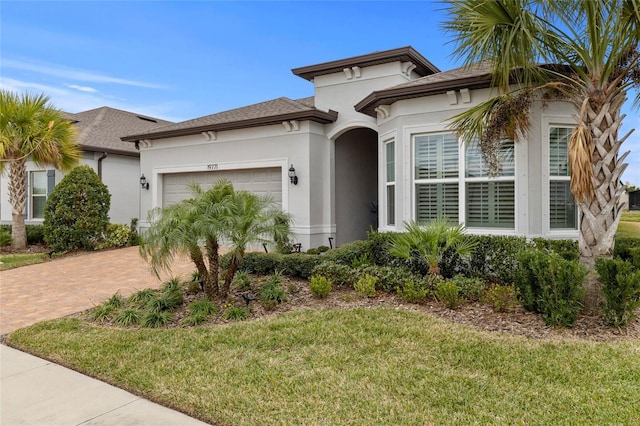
334,127 -> 378,246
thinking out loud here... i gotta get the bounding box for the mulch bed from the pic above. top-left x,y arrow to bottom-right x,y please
83,275 -> 640,343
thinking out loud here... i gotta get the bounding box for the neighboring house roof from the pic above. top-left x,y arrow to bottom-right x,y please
355,62 -> 494,116
291,46 -> 441,81
121,97 -> 337,142
70,107 -> 173,156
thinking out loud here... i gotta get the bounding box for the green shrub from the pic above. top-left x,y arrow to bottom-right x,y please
351,253 -> 371,269
396,279 -> 430,303
312,262 -> 356,287
366,230 -> 396,266
147,290 -> 183,313
280,253 -> 322,279
181,312 -> 208,326
0,229 -> 11,246
515,249 -> 586,327
306,248 -> 319,255
114,309 -> 142,327
232,271 -> 252,290
455,235 -> 528,284
482,284 -> 517,313
310,275 -> 332,298
596,258 -> 640,327
161,277 -> 182,293
355,274 -> 377,297
0,225 -> 46,246
224,305 -> 249,321
43,165 -> 111,252
317,245 -> 330,253
90,304 -> 115,322
128,218 -> 140,246
128,288 -> 157,308
26,225 -> 46,245
143,310 -> 173,327
613,237 -> 640,264
532,238 -> 579,261
258,273 -> 286,304
357,265 -> 416,293
188,299 -> 218,316
104,293 -> 124,309
238,252 -> 283,275
96,223 -> 132,250
435,280 -> 463,309
323,240 -> 370,265
450,275 -> 486,301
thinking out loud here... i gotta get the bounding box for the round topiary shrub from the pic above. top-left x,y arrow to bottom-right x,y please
43,165 -> 111,251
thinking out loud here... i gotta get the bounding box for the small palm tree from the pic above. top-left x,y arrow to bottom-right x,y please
221,190 -> 292,297
140,180 -> 233,300
140,179 -> 292,300
389,218 -> 477,276
0,91 -> 80,249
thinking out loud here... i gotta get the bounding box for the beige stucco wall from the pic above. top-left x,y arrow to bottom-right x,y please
376,87 -> 578,239
0,153 -> 139,226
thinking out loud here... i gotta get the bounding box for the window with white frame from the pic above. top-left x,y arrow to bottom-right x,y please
30,171 -> 48,219
465,139 -> 515,228
414,133 -> 459,223
549,127 -> 577,229
413,133 -> 515,229
385,140 -> 396,226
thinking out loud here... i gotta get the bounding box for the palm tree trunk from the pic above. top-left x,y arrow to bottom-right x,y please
8,157 -> 28,249
189,247 -> 217,300
576,94 -> 629,311
205,239 -> 220,296
221,253 -> 241,298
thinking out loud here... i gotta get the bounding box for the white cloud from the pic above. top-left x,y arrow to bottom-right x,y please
0,77 -> 186,122
2,58 -> 167,89
65,84 -> 98,93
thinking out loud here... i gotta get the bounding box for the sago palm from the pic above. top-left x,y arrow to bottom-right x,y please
443,1 -> 639,302
0,90 -> 80,249
389,218 -> 477,276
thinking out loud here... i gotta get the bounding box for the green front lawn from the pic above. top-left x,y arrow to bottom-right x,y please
8,308 -> 639,426
0,253 -> 47,271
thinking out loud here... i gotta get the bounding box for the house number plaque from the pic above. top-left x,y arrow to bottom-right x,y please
207,164 -> 219,170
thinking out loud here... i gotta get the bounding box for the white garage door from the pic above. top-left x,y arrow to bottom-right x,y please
163,167 -> 282,207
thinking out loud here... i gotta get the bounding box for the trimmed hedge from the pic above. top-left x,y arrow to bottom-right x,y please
0,224 -> 46,245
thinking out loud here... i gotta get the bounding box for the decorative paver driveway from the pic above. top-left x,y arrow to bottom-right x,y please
0,246 -> 194,335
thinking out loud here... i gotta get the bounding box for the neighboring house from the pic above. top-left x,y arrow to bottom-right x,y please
0,107 -> 173,226
122,46 -> 580,250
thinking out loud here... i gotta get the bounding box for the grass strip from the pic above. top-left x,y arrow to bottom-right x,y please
7,308 -> 640,426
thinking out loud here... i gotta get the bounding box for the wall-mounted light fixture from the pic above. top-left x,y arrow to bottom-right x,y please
288,165 -> 298,185
140,174 -> 149,190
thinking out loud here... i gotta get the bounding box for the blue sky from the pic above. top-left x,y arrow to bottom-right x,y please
1,1 -> 638,185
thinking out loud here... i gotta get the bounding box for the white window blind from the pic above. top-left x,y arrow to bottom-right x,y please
549,127 -> 577,229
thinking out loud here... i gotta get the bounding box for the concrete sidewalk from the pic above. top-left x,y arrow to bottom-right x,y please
0,247 -> 210,425
0,345 -> 209,425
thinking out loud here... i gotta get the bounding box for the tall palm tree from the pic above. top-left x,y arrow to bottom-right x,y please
0,91 -> 80,249
443,1 -> 640,274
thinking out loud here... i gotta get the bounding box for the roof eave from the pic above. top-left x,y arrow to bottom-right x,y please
355,74 -> 493,117
80,145 -> 140,157
121,109 -> 339,142
292,46 -> 440,81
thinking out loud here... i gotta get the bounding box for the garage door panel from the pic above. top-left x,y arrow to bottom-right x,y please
163,167 -> 282,208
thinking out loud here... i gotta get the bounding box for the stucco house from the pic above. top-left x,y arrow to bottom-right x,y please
0,107 -> 173,226
122,46 -> 579,250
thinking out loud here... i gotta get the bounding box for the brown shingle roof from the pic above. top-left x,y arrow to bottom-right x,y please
71,107 -> 173,155
291,46 -> 440,81
355,62 -> 494,116
121,97 -> 337,142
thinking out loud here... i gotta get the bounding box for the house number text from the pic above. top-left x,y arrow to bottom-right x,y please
207,164 -> 219,170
